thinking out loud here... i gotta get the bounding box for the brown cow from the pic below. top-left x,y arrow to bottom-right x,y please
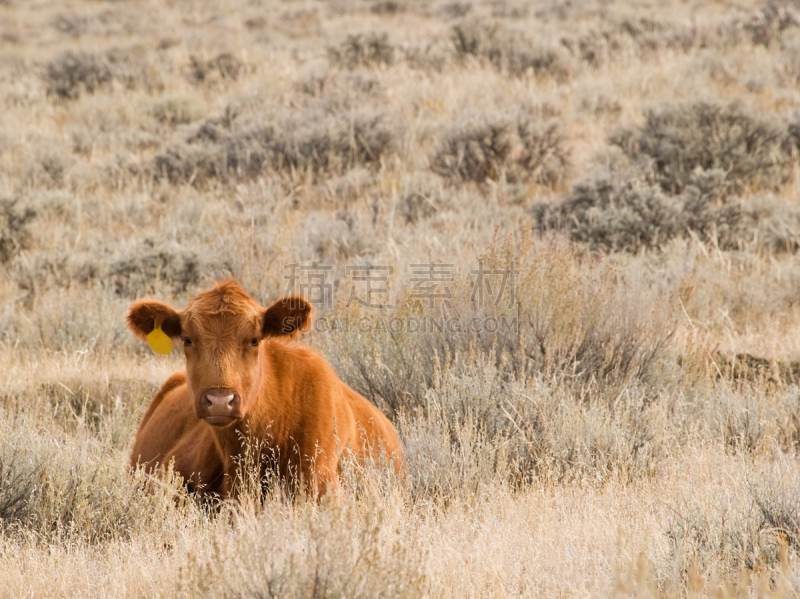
127,280 -> 404,498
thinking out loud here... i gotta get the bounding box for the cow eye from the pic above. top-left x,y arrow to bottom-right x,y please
183,337 -> 192,346
250,337 -> 259,347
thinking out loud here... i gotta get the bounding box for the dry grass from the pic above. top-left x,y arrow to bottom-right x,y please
3,0 -> 800,596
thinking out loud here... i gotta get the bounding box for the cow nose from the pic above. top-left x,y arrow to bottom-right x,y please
205,391 -> 235,409
199,387 -> 241,423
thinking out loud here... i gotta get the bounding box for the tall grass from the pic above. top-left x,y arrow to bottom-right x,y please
2,0 -> 800,595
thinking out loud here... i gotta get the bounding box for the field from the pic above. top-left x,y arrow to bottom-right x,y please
2,0 -> 800,596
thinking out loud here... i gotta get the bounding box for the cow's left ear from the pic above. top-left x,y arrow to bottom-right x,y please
261,296 -> 313,338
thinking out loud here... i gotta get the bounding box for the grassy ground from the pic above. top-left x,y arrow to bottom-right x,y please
2,0 -> 800,596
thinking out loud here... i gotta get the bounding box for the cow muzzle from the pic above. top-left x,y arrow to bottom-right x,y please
196,387 -> 242,426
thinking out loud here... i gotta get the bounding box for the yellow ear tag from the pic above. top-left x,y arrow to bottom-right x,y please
147,322 -> 172,355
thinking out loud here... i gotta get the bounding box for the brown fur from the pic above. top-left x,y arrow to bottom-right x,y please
128,280 -> 405,498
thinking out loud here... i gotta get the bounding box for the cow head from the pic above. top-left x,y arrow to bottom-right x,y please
127,280 -> 312,427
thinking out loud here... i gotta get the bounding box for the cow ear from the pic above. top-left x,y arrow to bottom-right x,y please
261,296 -> 313,338
127,300 -> 182,341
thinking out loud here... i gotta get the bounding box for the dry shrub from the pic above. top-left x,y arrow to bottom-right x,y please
109,238 -> 232,297
204,504 -> 426,599
296,70 -> 381,98
0,283 -> 120,350
663,458 -> 800,584
715,352 -> 800,387
187,52 -> 244,84
535,170 -> 800,253
395,175 -> 444,224
431,115 -> 569,186
515,242 -> 675,385
8,235 -> 230,300
515,119 -> 570,187
610,101 -> 797,195
559,3 -> 800,69
370,1 -> 404,14
321,240 -> 676,417
145,95 -> 206,126
397,191 -> 439,224
11,247 -> 109,299
711,194 -> 800,253
329,33 -> 395,68
300,210 -> 379,263
155,108 -> 395,184
403,361 -> 670,496
578,91 -> 623,117
24,377 -> 159,450
743,0 -> 800,47
789,113 -> 800,149
662,382 -> 800,457
533,170 -> 718,253
25,146 -> 71,189
0,199 -> 36,264
50,14 -> 89,37
431,121 -> 511,183
439,2 -> 472,18
751,461 -> 800,552
714,390 -> 768,455
673,244 -> 800,344
45,48 -> 156,99
539,100 -> 800,254
560,17 -> 704,68
0,415 -> 187,543
664,491 -> 777,583
452,20 -> 572,80
45,51 -> 111,99
785,36 -> 800,82
405,36 -> 453,71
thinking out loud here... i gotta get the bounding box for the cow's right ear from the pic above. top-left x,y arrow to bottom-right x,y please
127,300 -> 182,341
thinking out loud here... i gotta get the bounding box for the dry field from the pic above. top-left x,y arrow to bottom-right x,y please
3,0 -> 800,596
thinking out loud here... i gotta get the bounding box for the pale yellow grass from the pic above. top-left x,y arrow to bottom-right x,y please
0,447 -> 794,597
2,0 -> 800,596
